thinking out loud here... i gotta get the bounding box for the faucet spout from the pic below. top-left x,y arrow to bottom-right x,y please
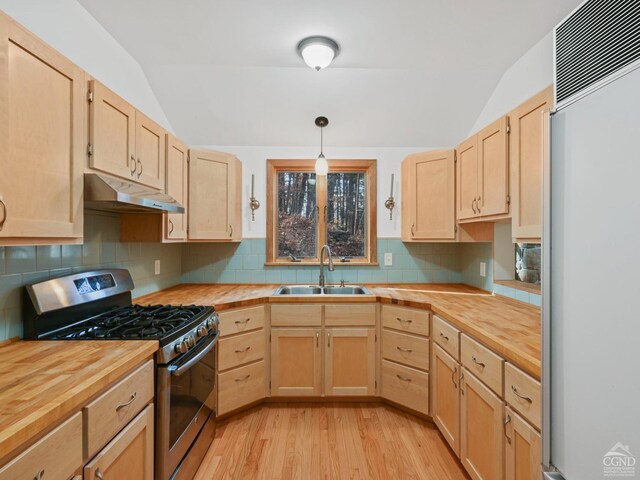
319,244 -> 335,287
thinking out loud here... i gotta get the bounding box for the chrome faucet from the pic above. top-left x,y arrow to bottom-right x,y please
319,244 -> 335,287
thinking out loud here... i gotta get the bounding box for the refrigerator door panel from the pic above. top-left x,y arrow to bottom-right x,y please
548,66 -> 640,479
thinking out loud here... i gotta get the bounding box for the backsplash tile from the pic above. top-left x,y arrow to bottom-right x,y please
6,246 -> 37,275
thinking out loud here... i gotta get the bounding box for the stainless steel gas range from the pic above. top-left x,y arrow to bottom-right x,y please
23,269 -> 218,480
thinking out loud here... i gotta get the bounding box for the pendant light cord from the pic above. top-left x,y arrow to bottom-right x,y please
320,126 -> 324,157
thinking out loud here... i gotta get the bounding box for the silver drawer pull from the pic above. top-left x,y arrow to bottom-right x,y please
235,318 -> 251,325
396,346 -> 413,353
0,199 -> 6,231
95,468 -> 105,480
504,414 -> 512,444
34,469 -> 45,480
396,317 -> 413,324
451,366 -> 458,388
234,346 -> 251,353
439,332 -> 449,341
116,392 -> 137,411
130,154 -> 137,175
472,356 -> 486,368
235,374 -> 251,382
396,374 -> 412,382
511,385 -> 533,403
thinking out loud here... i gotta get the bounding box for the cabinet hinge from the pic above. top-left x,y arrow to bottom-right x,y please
187,151 -> 191,163
375,334 -> 377,343
506,194 -> 511,205
455,225 -> 458,234
375,380 -> 377,389
269,381 -> 271,389
454,151 -> 457,163
87,90 -> 93,103
269,333 -> 271,343
506,124 -> 511,134
87,144 -> 94,156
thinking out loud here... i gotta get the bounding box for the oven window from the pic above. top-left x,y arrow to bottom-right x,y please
169,346 -> 216,449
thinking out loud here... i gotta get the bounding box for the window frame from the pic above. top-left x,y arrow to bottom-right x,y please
266,159 -> 377,266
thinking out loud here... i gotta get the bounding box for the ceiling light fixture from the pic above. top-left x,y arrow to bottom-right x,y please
297,36 -> 340,71
315,116 -> 329,176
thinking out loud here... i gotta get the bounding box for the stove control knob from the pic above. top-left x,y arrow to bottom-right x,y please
174,341 -> 188,354
186,335 -> 196,348
197,326 -> 208,338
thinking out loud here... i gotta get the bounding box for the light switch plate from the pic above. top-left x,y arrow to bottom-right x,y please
384,253 -> 393,266
155,260 -> 161,275
480,262 -> 486,277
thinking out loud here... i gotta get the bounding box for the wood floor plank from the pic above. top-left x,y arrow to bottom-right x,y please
196,403 -> 470,480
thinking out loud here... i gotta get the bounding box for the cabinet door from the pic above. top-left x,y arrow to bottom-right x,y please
510,87 -> 553,241
456,135 -> 479,221
324,328 -> 376,396
84,404 -> 154,480
135,111 -> 165,189
460,368 -> 505,480
89,80 -> 137,182
431,344 -> 461,457
165,134 -> 188,241
403,150 -> 456,240
188,149 -> 239,240
270,328 -> 321,396
478,116 -> 509,217
504,407 -> 541,480
0,13 -> 83,241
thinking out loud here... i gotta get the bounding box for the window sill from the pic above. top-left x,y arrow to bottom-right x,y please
494,279 -> 541,294
264,261 -> 379,267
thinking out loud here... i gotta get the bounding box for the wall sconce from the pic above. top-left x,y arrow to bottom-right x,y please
250,174 -> 260,221
385,173 -> 395,220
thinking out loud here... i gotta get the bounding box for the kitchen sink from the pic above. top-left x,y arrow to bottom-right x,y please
274,285 -> 372,295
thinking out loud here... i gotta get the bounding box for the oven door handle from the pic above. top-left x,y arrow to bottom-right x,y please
170,333 -> 218,377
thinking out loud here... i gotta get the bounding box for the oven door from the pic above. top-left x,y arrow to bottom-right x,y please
156,331 -> 218,480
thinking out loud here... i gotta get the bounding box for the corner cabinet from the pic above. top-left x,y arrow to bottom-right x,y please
188,149 -> 242,241
457,116 -> 510,222
401,150 -> 456,241
0,12 -> 84,245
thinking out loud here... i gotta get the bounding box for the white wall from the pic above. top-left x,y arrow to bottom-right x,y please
469,32 -> 554,134
200,146 -> 437,239
0,0 -> 173,131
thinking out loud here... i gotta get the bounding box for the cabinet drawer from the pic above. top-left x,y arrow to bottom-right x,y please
218,329 -> 265,371
218,360 -> 265,415
382,329 -> 429,371
504,363 -> 541,430
382,305 -> 430,337
84,360 -> 154,459
460,334 -> 504,396
271,304 -> 322,326
382,360 -> 429,415
325,304 -> 376,326
433,315 -> 460,359
0,412 -> 82,480
218,305 -> 265,336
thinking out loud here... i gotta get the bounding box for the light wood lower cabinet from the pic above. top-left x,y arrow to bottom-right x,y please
218,360 -> 266,416
324,328 -> 376,396
381,360 -> 429,415
84,404 -> 154,480
270,328 -> 322,396
504,407 -> 541,480
431,344 -> 461,456
460,368 -> 505,480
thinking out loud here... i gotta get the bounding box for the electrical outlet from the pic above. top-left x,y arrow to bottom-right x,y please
480,262 -> 486,277
384,253 -> 393,266
155,260 -> 161,275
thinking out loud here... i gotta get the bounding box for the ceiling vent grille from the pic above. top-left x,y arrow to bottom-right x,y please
554,0 -> 640,109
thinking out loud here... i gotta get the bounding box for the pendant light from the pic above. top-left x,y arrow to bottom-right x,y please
315,116 -> 329,176
297,36 -> 340,71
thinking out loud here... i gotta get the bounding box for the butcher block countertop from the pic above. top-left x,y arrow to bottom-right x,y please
136,283 -> 541,379
0,340 -> 157,463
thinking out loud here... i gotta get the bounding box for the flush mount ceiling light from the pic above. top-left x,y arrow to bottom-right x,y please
315,116 -> 329,176
297,36 -> 340,71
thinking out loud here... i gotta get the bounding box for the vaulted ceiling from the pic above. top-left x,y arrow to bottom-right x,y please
78,0 -> 580,147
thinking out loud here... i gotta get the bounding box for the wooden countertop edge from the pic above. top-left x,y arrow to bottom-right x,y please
0,341 -> 158,463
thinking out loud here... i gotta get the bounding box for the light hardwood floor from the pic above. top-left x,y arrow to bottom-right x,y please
195,403 -> 471,480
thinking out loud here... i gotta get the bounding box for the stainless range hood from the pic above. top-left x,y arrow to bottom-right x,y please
84,173 -> 185,214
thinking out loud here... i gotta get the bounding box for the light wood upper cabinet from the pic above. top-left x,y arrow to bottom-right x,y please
402,149 -> 456,241
431,344 -> 461,457
270,328 -> 322,396
457,116 -> 510,222
84,404 -> 154,480
165,134 -> 188,241
510,86 -> 553,242
504,407 -> 541,480
324,328 -> 376,396
460,368 -> 505,480
88,80 -> 165,190
0,13 -> 83,244
188,149 -> 242,241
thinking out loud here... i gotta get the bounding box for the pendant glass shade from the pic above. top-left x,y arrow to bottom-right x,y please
315,153 -> 328,176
